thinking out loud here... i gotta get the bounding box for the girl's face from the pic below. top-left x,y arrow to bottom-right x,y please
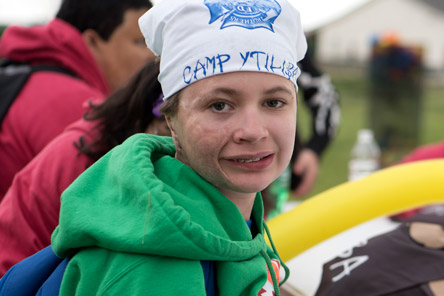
167,71 -> 297,198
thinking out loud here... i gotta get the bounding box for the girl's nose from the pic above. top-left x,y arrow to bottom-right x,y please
232,108 -> 269,144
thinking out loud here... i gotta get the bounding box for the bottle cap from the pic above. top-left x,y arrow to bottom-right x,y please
358,129 -> 374,142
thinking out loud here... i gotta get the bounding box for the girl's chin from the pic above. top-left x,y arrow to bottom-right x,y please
215,170 -> 280,195
227,181 -> 273,195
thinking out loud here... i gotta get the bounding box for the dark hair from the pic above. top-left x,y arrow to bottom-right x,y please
56,0 -> 152,40
75,59 -> 161,160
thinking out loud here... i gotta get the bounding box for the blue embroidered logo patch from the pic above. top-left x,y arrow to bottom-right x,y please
204,0 -> 281,32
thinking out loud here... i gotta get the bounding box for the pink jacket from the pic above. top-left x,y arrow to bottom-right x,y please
0,19 -> 108,199
0,119 -> 97,275
391,140 -> 444,220
401,140 -> 444,163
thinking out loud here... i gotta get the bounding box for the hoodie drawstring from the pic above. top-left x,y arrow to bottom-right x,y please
263,222 -> 290,283
261,249 -> 281,296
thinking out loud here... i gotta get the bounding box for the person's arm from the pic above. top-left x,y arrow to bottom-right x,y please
0,121 -> 95,276
291,52 -> 341,196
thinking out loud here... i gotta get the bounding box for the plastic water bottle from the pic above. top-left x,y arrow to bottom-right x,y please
348,129 -> 381,181
267,165 -> 291,219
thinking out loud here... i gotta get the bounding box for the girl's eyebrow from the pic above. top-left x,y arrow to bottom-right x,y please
196,86 -> 295,104
196,87 -> 240,103
209,87 -> 240,96
206,86 -> 293,97
263,86 -> 294,96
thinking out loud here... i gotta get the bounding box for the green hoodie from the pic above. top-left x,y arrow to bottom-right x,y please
52,134 -> 289,295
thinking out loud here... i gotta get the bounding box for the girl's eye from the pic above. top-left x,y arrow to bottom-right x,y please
211,102 -> 230,112
265,99 -> 284,108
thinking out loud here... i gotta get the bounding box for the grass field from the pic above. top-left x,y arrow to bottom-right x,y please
294,66 -> 444,200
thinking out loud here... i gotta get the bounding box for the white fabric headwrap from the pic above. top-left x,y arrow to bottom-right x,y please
139,0 -> 307,100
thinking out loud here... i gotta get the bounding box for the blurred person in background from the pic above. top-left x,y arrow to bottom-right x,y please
0,0 -> 155,200
0,59 -> 169,276
293,51 -> 340,196
263,50 -> 341,218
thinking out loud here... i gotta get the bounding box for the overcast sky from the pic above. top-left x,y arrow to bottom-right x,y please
0,0 -> 372,30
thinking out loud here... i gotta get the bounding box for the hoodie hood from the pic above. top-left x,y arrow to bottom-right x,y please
52,134 -> 268,262
0,19 -> 109,95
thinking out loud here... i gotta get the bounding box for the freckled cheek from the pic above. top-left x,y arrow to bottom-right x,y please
190,123 -> 231,159
272,117 -> 296,155
191,118 -> 230,138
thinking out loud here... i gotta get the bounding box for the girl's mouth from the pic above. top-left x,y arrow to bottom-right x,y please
227,154 -> 274,170
233,156 -> 267,163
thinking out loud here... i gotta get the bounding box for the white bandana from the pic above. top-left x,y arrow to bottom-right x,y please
139,0 -> 307,100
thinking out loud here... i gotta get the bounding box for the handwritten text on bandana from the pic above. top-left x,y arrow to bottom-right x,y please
183,51 -> 299,85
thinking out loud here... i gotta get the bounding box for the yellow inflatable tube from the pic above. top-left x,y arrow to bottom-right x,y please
267,159 -> 444,262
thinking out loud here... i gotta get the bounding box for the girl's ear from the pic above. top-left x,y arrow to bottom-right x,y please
165,115 -> 182,152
